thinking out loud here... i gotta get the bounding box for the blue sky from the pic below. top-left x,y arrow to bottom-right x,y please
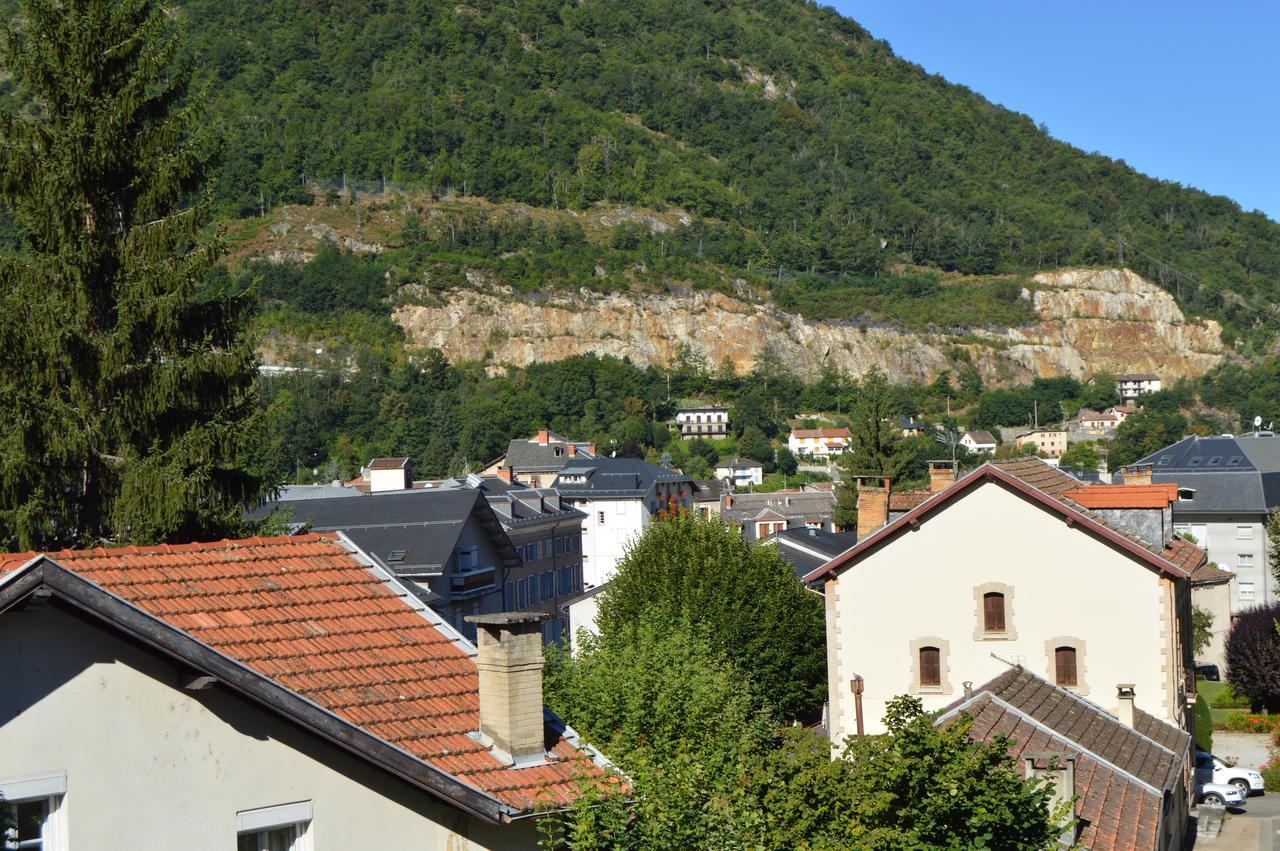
832,2 -> 1280,222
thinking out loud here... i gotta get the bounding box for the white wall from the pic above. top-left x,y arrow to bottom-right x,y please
825,482 -> 1184,740
0,607 -> 538,850
1176,517 -> 1274,610
574,498 -> 647,588
567,592 -> 602,653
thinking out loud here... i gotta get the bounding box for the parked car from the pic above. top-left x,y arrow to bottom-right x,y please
1196,663 -> 1220,681
1196,751 -> 1265,797
1196,780 -> 1247,808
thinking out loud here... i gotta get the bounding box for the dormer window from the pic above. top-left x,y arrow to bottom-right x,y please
1178,488 -> 1195,501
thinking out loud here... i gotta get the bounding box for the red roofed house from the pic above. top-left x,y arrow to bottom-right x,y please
807,457 -> 1202,756
787,427 -> 852,459
0,534 -> 613,849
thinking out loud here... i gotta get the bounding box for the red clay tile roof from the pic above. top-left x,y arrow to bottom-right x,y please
1162,537 -> 1209,576
888,490 -> 930,511
1063,484 -> 1179,509
791,428 -> 851,439
368,457 -> 411,469
0,535 -> 608,813
941,666 -> 1188,851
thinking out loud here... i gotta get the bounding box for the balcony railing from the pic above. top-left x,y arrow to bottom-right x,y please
451,567 -> 497,598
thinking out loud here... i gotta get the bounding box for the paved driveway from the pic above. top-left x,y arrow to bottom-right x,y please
1192,733 -> 1275,849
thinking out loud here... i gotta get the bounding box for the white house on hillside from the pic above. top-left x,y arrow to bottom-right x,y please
787,428 -> 851,459
714,457 -> 764,488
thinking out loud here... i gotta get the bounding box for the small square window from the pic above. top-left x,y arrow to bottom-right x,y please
1239,554 -> 1255,568
1240,582 -> 1256,601
236,801 -> 312,851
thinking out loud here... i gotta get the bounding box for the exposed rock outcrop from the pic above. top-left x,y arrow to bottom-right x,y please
392,268 -> 1225,385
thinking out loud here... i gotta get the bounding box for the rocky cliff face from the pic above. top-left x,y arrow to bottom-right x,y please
392,267 -> 1224,385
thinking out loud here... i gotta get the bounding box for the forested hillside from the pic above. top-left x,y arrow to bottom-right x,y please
134,0 -> 1280,347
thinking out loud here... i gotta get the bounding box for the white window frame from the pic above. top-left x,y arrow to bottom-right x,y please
1240,582 -> 1256,602
236,801 -> 313,851
1,773 -> 67,851
1239,553 -> 1255,568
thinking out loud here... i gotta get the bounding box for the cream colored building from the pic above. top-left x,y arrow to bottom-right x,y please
1015,428 -> 1067,458
0,535 -> 611,850
807,458 -> 1198,739
787,428 -> 852,459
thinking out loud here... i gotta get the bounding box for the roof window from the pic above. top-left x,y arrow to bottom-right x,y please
1178,488 -> 1196,501
1228,456 -> 1243,466
386,549 -> 407,563
1208,456 -> 1222,466
1158,455 -> 1172,465
1188,457 -> 1202,466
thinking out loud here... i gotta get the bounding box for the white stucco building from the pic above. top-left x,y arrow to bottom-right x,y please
0,535 -> 612,850
787,428 -> 851,459
807,457 -> 1200,739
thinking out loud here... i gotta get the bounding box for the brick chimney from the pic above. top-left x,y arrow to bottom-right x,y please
587,443 -> 597,456
928,460 -> 957,492
1122,464 -> 1153,486
535,428 -> 550,445
568,443 -> 577,457
495,466 -> 512,484
1116,684 -> 1136,727
856,478 -> 891,540
466,612 -> 551,765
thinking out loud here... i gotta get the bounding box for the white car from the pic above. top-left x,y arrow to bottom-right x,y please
1196,750 -> 1265,797
1196,780 -> 1247,808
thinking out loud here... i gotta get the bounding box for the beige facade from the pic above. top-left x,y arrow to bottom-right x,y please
0,607 -> 538,850
1015,429 -> 1067,458
1193,580 -> 1231,671
824,482 -> 1189,739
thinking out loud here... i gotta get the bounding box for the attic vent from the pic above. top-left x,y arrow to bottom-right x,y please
1228,456 -> 1243,466
387,549 -> 407,563
1188,457 -> 1202,466
1158,455 -> 1172,465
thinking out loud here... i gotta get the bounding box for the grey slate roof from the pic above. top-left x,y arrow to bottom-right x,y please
768,527 -> 858,579
263,488 -> 511,576
1133,434 -> 1280,514
500,438 -> 595,474
553,457 -> 692,499
434,475 -> 587,530
721,491 -> 836,525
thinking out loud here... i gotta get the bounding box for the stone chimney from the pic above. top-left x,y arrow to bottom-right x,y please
928,460 -> 957,493
1123,464 -> 1153,486
1116,684 -> 1136,727
466,612 -> 551,765
856,477 -> 891,540
1023,752 -> 1076,839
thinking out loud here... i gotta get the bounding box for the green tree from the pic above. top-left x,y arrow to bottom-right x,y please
596,513 -> 826,720
834,367 -> 906,530
1192,604 -> 1214,658
1225,603 -> 1280,713
1059,441 -> 1102,473
841,696 -> 1060,848
1194,692 -> 1213,754
739,425 -> 775,467
0,0 -> 268,549
1269,511 -> 1280,587
775,446 -> 799,476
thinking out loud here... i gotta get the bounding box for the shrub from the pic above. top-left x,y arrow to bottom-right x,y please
1216,713 -> 1280,734
1211,684 -> 1251,710
1194,693 -> 1213,754
1261,754 -> 1280,792
1225,602 -> 1280,712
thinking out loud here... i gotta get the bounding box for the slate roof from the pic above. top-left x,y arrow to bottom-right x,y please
261,488 -> 510,576
768,527 -> 859,579
1133,434 -> 1280,514
434,475 -> 587,531
0,536 -> 610,816
940,666 -> 1188,850
806,457 -> 1205,583
500,437 -> 595,474
964,429 -> 997,445
553,457 -> 691,498
717,457 -> 763,470
721,491 -> 836,526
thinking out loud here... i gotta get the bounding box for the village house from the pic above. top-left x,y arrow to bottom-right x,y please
807,457 -> 1202,738
714,457 -> 764,488
959,429 -> 997,455
481,430 -> 596,488
1116,373 -> 1162,403
942,667 -> 1191,850
787,427 -> 852,459
720,489 -> 838,541
1127,432 -> 1280,614
1079,405 -> 1136,432
1016,427 -> 1067,459
258,485 -> 516,642
552,457 -> 696,588
0,535 -> 612,850
434,474 -> 587,645
674,406 -> 731,439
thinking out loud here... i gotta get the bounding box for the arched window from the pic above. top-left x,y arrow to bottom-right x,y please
983,592 -> 1006,632
1055,646 -> 1078,687
919,646 -> 941,687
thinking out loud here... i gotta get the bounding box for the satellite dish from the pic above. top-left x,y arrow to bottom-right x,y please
1255,415 -> 1263,428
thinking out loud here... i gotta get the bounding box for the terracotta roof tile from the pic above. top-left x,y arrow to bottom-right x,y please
1063,484 -> 1179,509
888,490 -> 930,511
791,428 -> 851,439
0,535 -> 608,812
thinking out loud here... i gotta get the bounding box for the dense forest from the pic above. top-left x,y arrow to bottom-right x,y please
118,0 -> 1280,348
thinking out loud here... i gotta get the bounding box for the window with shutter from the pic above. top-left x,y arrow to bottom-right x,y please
983,592 -> 1005,632
919,646 -> 941,687
1055,646 -> 1078,687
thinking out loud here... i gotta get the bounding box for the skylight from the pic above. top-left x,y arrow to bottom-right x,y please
387,549 -> 407,563
1229,456 -> 1243,466
1158,455 -> 1172,465
1189,457 -> 1202,466
1208,456 -> 1222,466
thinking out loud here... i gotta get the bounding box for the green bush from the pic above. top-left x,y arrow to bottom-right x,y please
1194,693 -> 1214,754
1216,713 -> 1280,734
1261,754 -> 1280,792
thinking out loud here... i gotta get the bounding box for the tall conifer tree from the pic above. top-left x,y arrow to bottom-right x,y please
0,0 -> 268,549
